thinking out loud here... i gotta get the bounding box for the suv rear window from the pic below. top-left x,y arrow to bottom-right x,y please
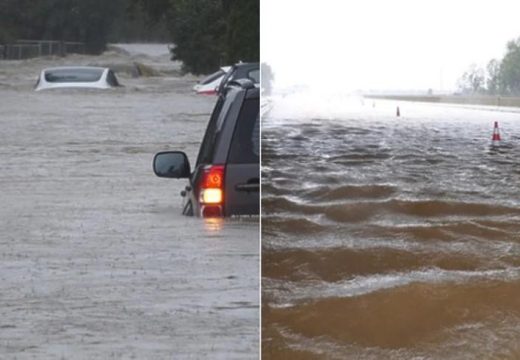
195,98 -> 223,166
227,98 -> 259,164
195,90 -> 238,166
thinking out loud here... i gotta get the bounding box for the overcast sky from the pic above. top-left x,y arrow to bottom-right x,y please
261,0 -> 520,92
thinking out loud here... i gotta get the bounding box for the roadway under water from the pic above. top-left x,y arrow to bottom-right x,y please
0,45 -> 258,358
262,92 -> 520,359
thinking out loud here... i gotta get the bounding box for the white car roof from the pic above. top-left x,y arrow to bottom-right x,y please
35,66 -> 117,91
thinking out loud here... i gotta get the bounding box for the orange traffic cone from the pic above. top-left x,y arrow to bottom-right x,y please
492,121 -> 501,145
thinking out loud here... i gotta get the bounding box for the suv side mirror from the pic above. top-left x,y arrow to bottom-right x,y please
153,151 -> 191,178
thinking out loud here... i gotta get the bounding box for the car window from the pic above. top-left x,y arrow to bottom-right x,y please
248,69 -> 260,83
196,90 -> 240,166
215,90 -> 237,131
195,96 -> 225,166
45,68 -> 104,83
106,70 -> 119,86
227,98 -> 259,164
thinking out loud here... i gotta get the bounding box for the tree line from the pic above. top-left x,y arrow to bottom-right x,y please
133,0 -> 259,74
0,0 -> 259,75
458,37 -> 520,96
0,0 -> 129,54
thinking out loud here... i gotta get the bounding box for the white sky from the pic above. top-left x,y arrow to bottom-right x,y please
261,0 -> 520,92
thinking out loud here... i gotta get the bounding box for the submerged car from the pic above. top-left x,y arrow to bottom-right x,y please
154,79 -> 259,217
34,66 -> 120,91
193,66 -> 231,95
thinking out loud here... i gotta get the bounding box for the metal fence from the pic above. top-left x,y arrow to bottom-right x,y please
0,40 -> 85,60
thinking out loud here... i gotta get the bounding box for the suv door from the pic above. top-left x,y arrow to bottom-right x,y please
223,94 -> 260,216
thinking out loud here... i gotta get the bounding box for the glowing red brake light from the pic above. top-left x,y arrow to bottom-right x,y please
200,165 -> 225,205
202,165 -> 224,189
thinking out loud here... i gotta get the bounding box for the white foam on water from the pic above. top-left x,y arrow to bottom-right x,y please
266,266 -> 520,306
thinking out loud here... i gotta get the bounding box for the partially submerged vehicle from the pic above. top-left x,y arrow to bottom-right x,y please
34,66 -> 120,91
193,66 -> 231,95
154,79 -> 260,217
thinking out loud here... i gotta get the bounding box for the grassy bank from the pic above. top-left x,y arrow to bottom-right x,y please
364,94 -> 520,108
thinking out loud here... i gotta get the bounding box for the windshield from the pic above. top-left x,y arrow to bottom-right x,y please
227,98 -> 259,164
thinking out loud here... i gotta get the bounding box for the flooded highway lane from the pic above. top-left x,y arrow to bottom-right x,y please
0,45 -> 258,358
262,94 -> 520,359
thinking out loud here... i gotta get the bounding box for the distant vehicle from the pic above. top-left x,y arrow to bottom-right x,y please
193,66 -> 231,95
217,62 -> 259,95
154,79 -> 259,217
34,66 -> 120,91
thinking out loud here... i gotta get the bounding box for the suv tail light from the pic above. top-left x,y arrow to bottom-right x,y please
199,165 -> 225,205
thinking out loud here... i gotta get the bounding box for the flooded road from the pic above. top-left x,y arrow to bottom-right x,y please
0,45 -> 258,358
262,93 -> 520,359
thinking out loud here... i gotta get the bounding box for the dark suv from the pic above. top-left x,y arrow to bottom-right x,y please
153,79 -> 259,217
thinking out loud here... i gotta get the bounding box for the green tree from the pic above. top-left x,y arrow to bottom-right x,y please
167,0 -> 227,74
0,0 -> 30,42
457,64 -> 485,94
486,59 -> 501,95
1,0 -> 128,54
110,1 -> 169,42
132,0 -> 259,74
499,37 -> 520,95
2,0 -> 259,64
461,36 -> 520,96
223,0 -> 259,64
76,0 -> 126,53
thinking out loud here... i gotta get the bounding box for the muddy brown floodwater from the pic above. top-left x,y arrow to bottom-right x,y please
0,44 -> 258,359
262,93 -> 520,359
